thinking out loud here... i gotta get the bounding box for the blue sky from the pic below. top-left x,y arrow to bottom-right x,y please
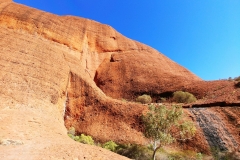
14,0 -> 240,80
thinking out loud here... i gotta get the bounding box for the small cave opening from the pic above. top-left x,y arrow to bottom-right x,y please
93,71 -> 106,96
93,71 -> 101,87
153,92 -> 173,103
110,55 -> 114,62
134,91 -> 174,103
158,91 -> 174,98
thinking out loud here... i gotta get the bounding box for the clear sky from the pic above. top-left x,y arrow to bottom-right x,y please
14,0 -> 240,80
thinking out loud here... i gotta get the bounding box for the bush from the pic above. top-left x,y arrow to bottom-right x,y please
160,97 -> 167,102
116,144 -> 151,160
211,146 -> 220,160
235,81 -> 240,88
234,76 -> 240,81
136,94 -> 152,104
121,99 -> 127,102
68,133 -> 75,140
211,146 -> 237,160
73,134 -> 94,145
196,152 -> 203,160
221,151 -> 238,160
67,126 -> 76,136
103,140 -> 118,152
173,91 -> 197,103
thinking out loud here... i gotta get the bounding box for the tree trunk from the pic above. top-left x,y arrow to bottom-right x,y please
153,140 -> 157,150
152,146 -> 161,160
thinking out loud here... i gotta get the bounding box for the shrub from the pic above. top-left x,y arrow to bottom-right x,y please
103,140 -> 118,152
221,151 -> 238,160
234,76 -> 240,81
196,152 -> 203,160
121,98 -> 127,102
211,147 -> 237,160
116,144 -> 151,160
235,81 -> 240,88
173,91 -> 197,103
211,146 -> 220,160
67,126 -> 76,136
74,134 -> 94,145
136,94 -> 152,104
160,97 -> 167,102
68,133 -> 75,140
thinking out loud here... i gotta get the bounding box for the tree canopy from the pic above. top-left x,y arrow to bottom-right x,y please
142,105 -> 196,160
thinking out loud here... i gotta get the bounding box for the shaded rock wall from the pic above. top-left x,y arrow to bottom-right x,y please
64,71 -> 147,144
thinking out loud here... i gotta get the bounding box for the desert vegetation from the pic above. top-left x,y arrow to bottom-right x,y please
234,76 -> 240,81
210,146 -> 237,160
102,140 -> 118,152
231,76 -> 240,88
141,104 -> 196,160
235,81 -> 240,88
67,130 -> 204,160
68,133 -> 95,145
67,127 -> 95,145
136,94 -> 152,104
67,109 -> 203,160
172,91 -> 197,103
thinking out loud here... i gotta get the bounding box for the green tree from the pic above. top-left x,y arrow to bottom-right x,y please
142,105 -> 196,160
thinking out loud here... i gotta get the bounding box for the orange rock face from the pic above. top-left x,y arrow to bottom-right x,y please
0,1 -> 138,159
0,1 -> 239,159
94,47 -> 202,100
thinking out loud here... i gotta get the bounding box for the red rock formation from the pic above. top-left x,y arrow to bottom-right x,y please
94,47 -> 202,100
190,107 -> 240,154
0,1 -> 239,159
0,1 -> 140,159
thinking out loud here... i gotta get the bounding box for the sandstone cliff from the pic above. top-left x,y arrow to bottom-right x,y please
0,1 -> 138,159
0,1 -> 239,159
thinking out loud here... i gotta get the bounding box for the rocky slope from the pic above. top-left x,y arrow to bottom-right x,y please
0,0 -> 239,159
190,107 -> 240,153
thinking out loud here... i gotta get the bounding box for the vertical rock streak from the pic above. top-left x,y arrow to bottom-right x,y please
190,108 -> 238,151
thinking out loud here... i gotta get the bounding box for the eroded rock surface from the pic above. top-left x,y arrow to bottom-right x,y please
190,107 -> 240,154
0,1 -> 141,159
0,1 -> 240,159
